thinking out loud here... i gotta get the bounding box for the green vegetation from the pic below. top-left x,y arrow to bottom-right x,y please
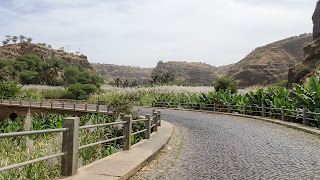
0,54 -> 103,87
0,113 -> 145,179
68,84 -> 97,100
214,76 -> 238,93
297,65 -> 313,77
149,72 -> 174,84
0,80 -> 22,98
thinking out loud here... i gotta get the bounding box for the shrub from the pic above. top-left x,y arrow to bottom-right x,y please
214,76 -> 238,93
67,84 -> 97,100
0,80 -> 22,98
297,66 -> 313,77
20,70 -> 38,84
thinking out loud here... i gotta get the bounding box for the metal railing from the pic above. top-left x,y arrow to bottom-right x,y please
153,101 -> 320,128
0,110 -> 162,177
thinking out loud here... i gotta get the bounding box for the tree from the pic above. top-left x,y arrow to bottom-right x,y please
122,79 -> 129,88
12,36 -> 18,44
2,41 -> 7,46
20,70 -> 38,84
5,35 -> 11,43
67,84 -> 97,100
214,76 -> 238,94
48,45 -> 52,49
114,78 -> 122,87
26,37 -> 32,42
19,35 -> 25,43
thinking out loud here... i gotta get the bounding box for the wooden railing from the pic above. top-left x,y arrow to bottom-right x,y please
0,102 -> 161,177
153,101 -> 320,128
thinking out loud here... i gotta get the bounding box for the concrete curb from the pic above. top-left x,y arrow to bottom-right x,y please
61,120 -> 173,180
136,106 -> 320,137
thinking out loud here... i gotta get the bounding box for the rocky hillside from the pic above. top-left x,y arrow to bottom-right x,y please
287,1 -> 320,88
152,61 -> 233,85
91,63 -> 153,84
228,34 -> 312,88
0,42 -> 91,68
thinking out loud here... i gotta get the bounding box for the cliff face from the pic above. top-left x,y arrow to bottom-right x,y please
91,63 -> 153,84
227,34 -> 312,88
0,42 -> 91,68
152,61 -> 233,85
287,1 -> 320,88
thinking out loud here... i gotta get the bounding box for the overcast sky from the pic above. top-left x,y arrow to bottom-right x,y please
0,0 -> 317,67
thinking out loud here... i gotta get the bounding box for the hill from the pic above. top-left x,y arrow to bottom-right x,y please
228,33 -> 312,88
91,63 -> 153,84
0,42 -> 91,69
152,61 -> 233,86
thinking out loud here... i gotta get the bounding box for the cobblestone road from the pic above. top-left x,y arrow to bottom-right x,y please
131,108 -> 320,179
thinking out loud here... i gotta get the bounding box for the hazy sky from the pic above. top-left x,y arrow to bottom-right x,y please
0,0 -> 317,67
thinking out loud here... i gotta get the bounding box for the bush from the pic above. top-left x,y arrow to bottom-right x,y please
67,84 -> 97,100
0,80 -> 22,98
20,70 -> 38,84
214,76 -> 238,93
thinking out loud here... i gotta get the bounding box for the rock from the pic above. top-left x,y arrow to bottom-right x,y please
286,1 -> 320,88
313,1 -> 320,39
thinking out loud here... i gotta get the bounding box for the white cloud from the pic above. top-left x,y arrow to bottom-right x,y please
0,0 -> 317,67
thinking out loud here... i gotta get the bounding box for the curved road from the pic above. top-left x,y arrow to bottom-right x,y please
133,107 -> 320,179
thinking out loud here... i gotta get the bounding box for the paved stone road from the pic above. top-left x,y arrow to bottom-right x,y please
131,108 -> 320,179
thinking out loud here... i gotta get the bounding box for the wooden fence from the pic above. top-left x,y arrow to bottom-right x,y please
153,101 -> 320,128
0,101 -> 161,177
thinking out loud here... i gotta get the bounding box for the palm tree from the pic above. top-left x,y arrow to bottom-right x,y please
26,37 -> 32,42
12,36 -> 18,44
114,78 -> 122,87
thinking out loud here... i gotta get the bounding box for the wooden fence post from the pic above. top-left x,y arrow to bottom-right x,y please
19,100 -> 22,106
73,103 -> 76,110
261,104 -> 266,117
145,114 -> 151,139
157,110 -> 161,127
9,98 -> 12,105
153,112 -> 158,132
85,104 -> 88,111
152,101 -> 154,107
96,104 -> 99,112
62,103 -> 64,109
200,103 -> 203,110
243,105 -> 246,115
228,104 -> 231,113
40,101 -> 43,108
123,115 -> 132,150
303,108 -> 308,126
281,106 -> 286,121
213,103 -> 216,111
61,117 -> 79,176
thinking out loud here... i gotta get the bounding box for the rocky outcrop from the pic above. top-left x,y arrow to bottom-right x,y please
152,61 -> 233,85
0,42 -> 91,69
287,1 -> 320,88
227,34 -> 312,88
313,1 -> 320,39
